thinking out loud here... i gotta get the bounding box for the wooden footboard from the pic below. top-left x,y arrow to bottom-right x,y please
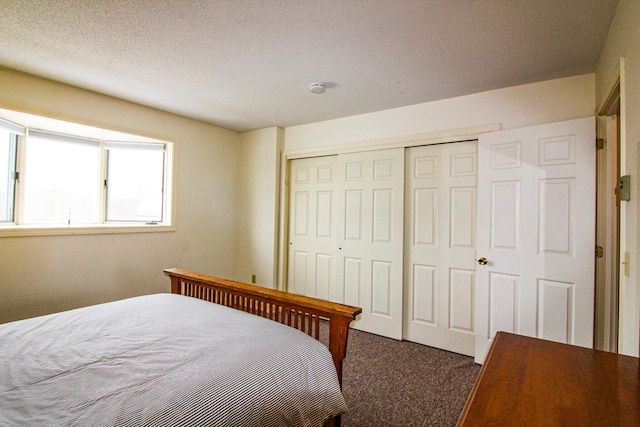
164,268 -> 362,388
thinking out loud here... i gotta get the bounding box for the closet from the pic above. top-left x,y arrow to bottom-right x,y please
286,117 -> 596,360
287,142 -> 476,354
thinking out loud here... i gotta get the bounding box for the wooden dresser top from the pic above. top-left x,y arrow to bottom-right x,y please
457,332 -> 640,426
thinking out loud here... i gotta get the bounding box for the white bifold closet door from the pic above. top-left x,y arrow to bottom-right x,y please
287,156 -> 339,300
337,149 -> 405,339
288,149 -> 405,340
403,142 -> 478,357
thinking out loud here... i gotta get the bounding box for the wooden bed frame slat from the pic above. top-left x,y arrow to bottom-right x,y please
164,268 -> 362,394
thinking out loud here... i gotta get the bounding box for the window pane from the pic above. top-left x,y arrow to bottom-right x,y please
23,136 -> 100,224
106,147 -> 164,222
0,130 -> 17,222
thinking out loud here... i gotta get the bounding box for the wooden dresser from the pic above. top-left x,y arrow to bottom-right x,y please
457,332 -> 640,426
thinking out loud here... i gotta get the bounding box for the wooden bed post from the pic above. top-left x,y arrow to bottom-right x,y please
169,275 -> 181,294
329,316 -> 352,386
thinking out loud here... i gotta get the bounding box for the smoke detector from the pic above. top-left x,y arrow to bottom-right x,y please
309,82 -> 326,94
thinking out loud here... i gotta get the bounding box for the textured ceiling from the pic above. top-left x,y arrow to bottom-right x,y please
0,0 -> 619,132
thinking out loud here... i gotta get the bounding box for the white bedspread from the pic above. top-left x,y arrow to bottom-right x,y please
0,293 -> 347,426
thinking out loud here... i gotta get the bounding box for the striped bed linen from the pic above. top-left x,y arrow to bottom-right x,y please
0,293 -> 347,426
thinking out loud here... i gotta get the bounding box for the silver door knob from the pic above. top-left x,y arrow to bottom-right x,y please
477,257 -> 488,265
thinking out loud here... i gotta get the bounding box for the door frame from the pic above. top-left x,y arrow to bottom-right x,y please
276,124 -> 499,292
595,57 -> 623,352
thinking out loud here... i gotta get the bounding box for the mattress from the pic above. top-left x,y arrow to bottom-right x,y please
0,293 -> 347,426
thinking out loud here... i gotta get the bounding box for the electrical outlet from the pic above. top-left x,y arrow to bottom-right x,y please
619,175 -> 631,201
251,274 -> 256,284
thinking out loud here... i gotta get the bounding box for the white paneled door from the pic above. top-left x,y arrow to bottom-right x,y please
404,142 -> 477,356
288,149 -> 405,340
475,117 -> 596,363
336,149 -> 405,339
287,156 -> 338,300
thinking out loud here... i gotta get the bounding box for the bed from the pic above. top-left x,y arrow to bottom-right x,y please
0,268 -> 362,426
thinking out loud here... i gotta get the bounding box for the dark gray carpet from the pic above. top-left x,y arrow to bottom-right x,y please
337,328 -> 481,427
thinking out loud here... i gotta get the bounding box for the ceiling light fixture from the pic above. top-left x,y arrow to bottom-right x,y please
309,82 -> 326,94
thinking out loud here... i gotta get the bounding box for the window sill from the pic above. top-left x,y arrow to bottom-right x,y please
0,223 -> 175,238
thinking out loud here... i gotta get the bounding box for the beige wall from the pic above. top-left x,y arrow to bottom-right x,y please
235,127 -> 283,287
284,74 -> 595,151
0,69 -> 239,323
595,0 -> 640,356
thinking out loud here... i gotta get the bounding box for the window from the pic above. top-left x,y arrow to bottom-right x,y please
0,109 -> 174,236
106,143 -> 165,223
23,130 -> 101,224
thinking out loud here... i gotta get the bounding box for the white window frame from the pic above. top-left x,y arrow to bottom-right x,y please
0,109 -> 175,237
0,118 -> 20,223
104,141 -> 167,224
